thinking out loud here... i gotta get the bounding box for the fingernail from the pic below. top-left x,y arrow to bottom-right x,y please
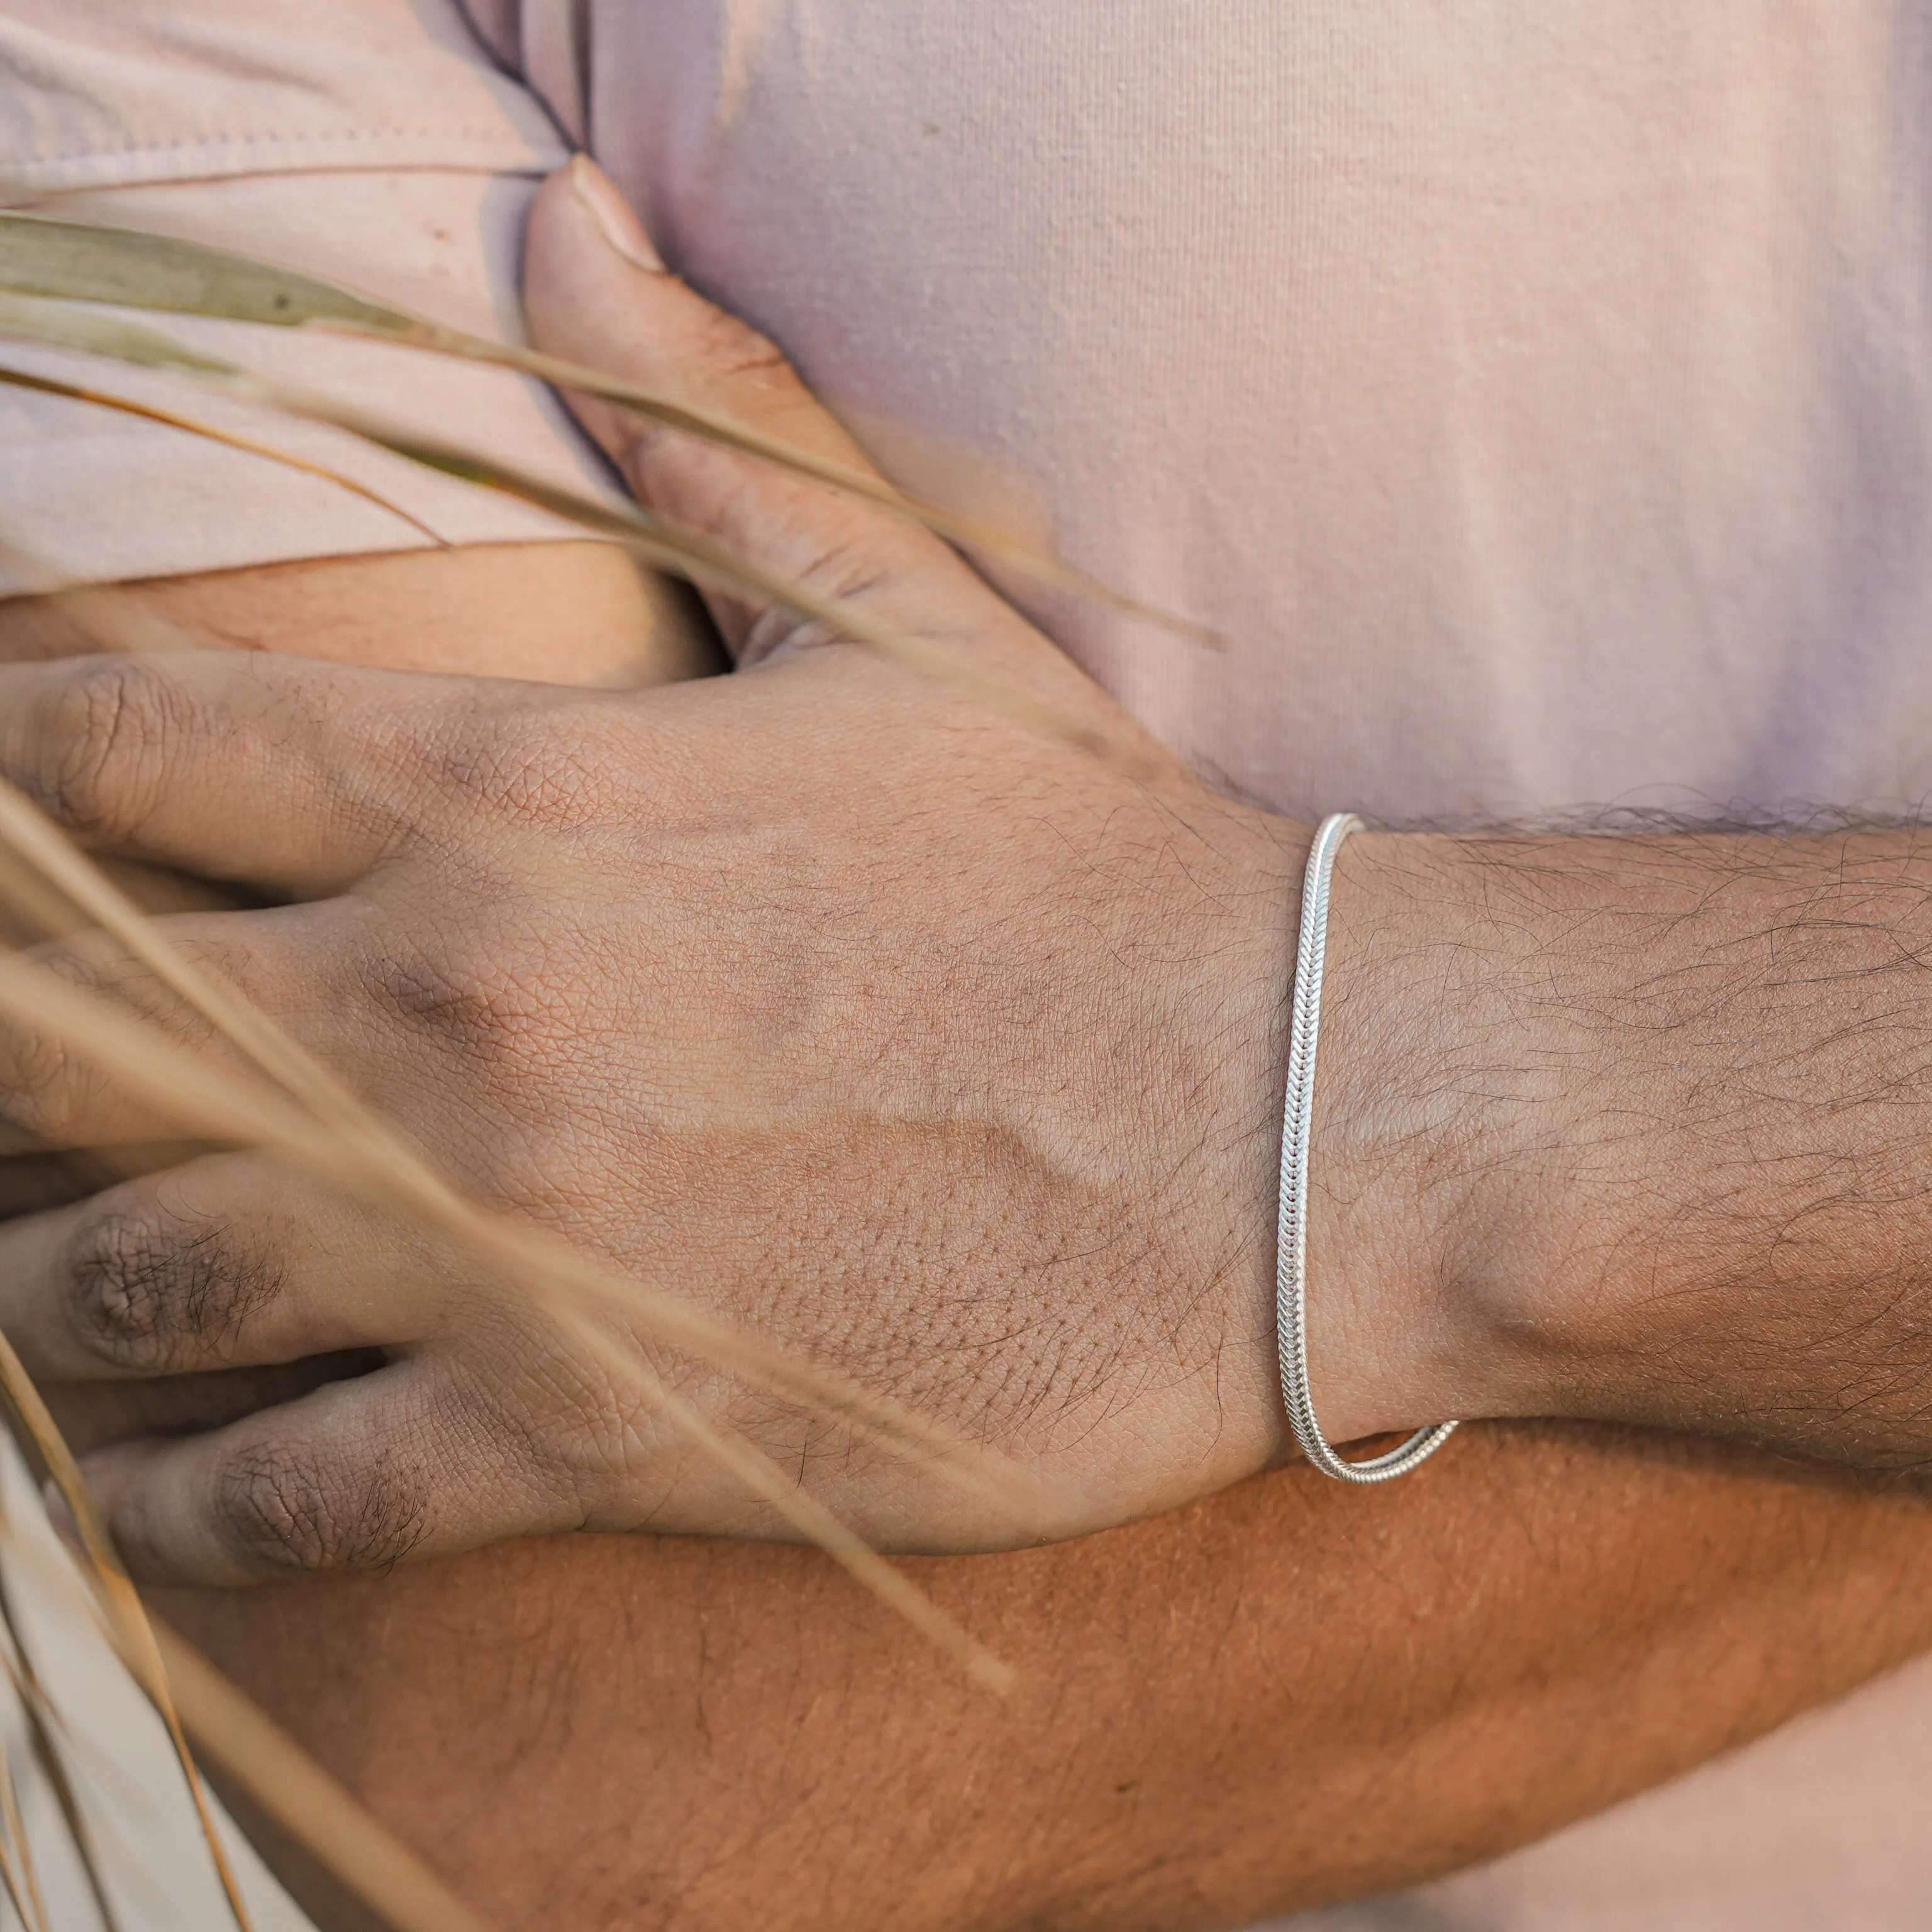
568,154 -> 665,272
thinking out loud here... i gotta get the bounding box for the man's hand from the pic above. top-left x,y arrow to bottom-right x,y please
6,160 -> 1932,1597
0,165 -> 1341,1579
23,555 -> 1932,1932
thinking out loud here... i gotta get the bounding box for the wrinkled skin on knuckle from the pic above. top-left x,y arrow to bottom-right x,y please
212,1438 -> 429,1576
732,523 -> 901,667
375,938 -> 529,1063
29,659 -> 181,844
687,305 -> 794,397
0,1011 -> 91,1145
425,697 -> 645,838
369,919 -> 595,1090
439,1352 -> 607,1513
65,1200 -> 281,1373
0,945 -> 218,1145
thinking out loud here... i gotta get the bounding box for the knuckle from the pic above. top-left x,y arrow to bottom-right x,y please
0,1019 -> 82,1144
65,1201 -> 280,1371
30,660 -> 179,842
736,527 -> 896,667
431,710 -> 614,830
213,1441 -> 426,1575
54,939 -> 218,1044
694,308 -> 792,391
0,957 -> 116,1143
370,931 -> 570,1069
0,945 -> 221,1143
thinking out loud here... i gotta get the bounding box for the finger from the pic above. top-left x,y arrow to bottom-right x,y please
44,1352 -> 384,1459
0,907 -> 331,1153
528,157 -> 882,477
0,1141 -> 206,1220
0,648 -> 472,892
80,1362 -> 575,1585
0,1151 -> 438,1382
524,158 -> 1002,665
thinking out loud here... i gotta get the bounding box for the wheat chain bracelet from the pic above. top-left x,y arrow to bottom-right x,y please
1275,813 -> 1460,1484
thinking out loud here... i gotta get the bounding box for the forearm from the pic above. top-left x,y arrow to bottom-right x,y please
1323,828 -> 1932,1467
0,541 -> 714,686
157,1426 -> 1932,1932
13,549 -> 1932,1931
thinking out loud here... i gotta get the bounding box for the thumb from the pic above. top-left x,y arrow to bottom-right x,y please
523,155 -> 977,665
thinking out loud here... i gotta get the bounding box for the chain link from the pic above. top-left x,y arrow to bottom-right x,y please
1275,813 -> 1458,1484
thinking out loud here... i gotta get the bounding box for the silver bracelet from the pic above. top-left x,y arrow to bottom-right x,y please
1275,813 -> 1459,1484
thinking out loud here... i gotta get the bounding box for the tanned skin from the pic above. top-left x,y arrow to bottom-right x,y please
164,1431 -> 1932,1932
3,555 -> 1929,1932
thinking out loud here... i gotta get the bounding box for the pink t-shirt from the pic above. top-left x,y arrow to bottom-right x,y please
4,3 -> 1932,1923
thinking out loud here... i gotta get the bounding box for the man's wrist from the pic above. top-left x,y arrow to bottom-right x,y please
1308,832 -> 1567,1446
1160,813 -> 1530,1477
1313,824 -> 1932,1475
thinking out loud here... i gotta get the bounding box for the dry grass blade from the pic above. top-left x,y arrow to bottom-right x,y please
0,1475 -> 127,1932
0,947 -> 1023,1696
0,1577 -> 123,1932
0,782 -> 1062,1533
0,1618 -> 46,1932
145,1624 -> 497,1932
0,291 -> 232,377
0,1818 -> 32,1932
26,1733 -> 114,1932
0,1326 -> 254,1932
325,414 -> 1119,763
0,210 -> 1214,643
0,1662 -> 49,1932
0,367 -> 445,546
0,293 -> 1124,763
0,1496 -> 491,1932
0,214 -> 400,335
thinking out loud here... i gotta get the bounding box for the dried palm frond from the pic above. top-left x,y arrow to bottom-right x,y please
0,209 -> 1214,644
0,1564 -> 123,1932
0,203 -> 1104,1931
0,704 -> 1021,1932
0,366 -> 445,547
0,1323 -> 257,1931
0,780 -> 1056,1540
0,291 -> 1119,761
